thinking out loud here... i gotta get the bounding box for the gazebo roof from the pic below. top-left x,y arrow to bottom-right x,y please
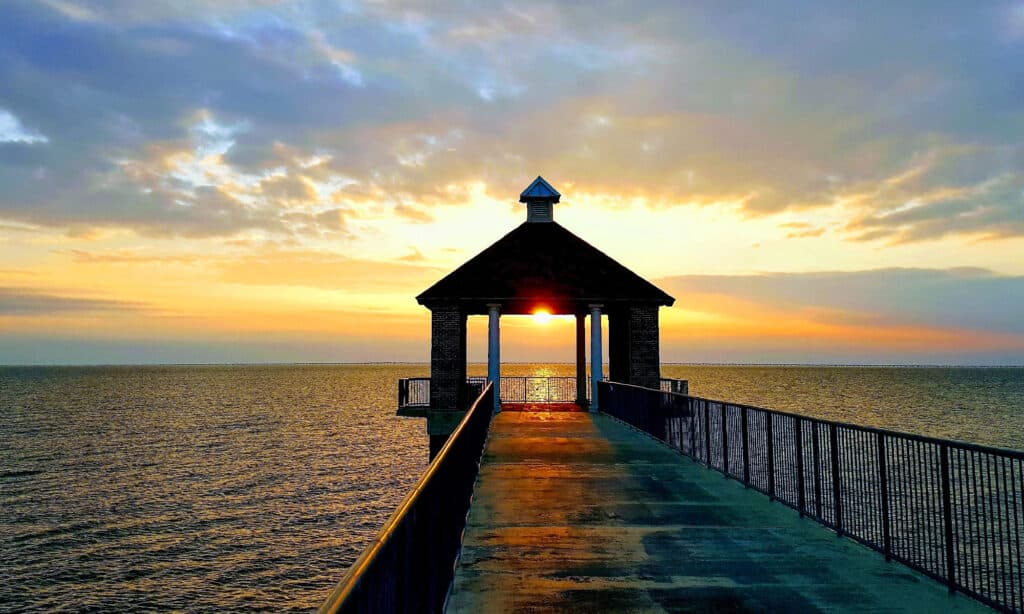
417,220 -> 675,315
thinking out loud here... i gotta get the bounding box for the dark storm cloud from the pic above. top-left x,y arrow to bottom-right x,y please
0,0 -> 1022,241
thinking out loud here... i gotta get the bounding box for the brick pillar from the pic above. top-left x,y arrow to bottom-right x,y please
607,308 -> 630,383
627,305 -> 661,389
429,304 -> 467,412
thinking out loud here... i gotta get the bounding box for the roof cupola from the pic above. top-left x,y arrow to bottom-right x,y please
519,176 -> 560,223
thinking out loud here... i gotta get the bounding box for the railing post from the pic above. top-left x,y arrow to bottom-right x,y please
741,406 -> 750,487
703,401 -> 712,468
688,398 -> 697,458
766,412 -> 776,501
399,379 -> 408,407
721,403 -> 730,477
877,432 -> 892,560
795,418 -> 805,517
940,444 -> 956,591
812,421 -> 822,520
830,424 -> 843,537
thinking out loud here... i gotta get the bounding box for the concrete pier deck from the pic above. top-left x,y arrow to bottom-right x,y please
448,411 -> 988,613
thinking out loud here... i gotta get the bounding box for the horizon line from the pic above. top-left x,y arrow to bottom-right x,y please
2,361 -> 1022,369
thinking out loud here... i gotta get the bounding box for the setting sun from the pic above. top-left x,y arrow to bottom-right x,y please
532,308 -> 552,325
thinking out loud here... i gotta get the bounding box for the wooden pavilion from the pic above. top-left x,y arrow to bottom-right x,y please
416,177 -> 675,450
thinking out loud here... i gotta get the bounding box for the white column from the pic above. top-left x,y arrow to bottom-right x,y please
590,304 -> 603,411
487,304 -> 501,413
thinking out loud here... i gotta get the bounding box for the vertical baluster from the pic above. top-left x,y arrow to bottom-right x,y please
878,432 -> 891,560
830,424 -> 843,536
721,403 -> 730,477
973,451 -> 987,600
745,405 -> 753,487
688,398 -> 696,458
940,444 -> 955,591
812,421 -> 822,520
795,418 -> 805,517
985,453 -> 997,603
999,455 -> 1011,610
767,412 -> 776,501
1011,459 -> 1023,612
915,439 -> 924,567
703,401 -> 712,468
892,437 -> 902,560
971,450 -> 983,597
959,448 -> 974,598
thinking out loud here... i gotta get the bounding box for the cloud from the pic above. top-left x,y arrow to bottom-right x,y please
657,268 -> 1024,336
0,109 -> 49,144
51,246 -> 442,292
0,287 -> 142,315
0,0 -> 1022,244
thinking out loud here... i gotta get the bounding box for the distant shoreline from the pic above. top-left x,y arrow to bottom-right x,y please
2,362 -> 1022,369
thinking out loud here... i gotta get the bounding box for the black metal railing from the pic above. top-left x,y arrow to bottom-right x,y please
320,383 -> 495,614
499,376 -> 583,403
397,377 -> 431,408
398,376 -> 589,409
599,380 -> 1024,613
659,377 -> 689,395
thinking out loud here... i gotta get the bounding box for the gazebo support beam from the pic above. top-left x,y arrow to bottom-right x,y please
487,304 -> 501,413
590,304 -> 603,411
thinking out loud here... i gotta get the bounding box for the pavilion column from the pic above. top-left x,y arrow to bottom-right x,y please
429,304 -> 467,412
427,303 -> 468,459
590,304 -> 603,411
487,303 -> 501,413
628,305 -> 661,389
575,312 -> 588,408
607,308 -> 630,384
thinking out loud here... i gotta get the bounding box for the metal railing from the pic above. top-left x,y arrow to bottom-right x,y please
397,377 -> 431,408
599,380 -> 1024,613
659,377 -> 689,395
320,383 -> 494,614
398,376 -> 590,409
499,376 -> 583,403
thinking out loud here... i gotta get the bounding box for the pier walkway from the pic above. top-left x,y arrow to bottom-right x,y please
448,410 -> 987,613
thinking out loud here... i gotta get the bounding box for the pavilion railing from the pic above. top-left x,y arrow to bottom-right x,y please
659,377 -> 689,395
499,376 -> 582,403
320,383 -> 494,614
599,380 -> 1024,614
398,376 -> 592,409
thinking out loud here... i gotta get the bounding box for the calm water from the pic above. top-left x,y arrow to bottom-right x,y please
2,363 -> 1023,612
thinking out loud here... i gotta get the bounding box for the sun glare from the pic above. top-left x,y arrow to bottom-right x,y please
532,308 -> 552,325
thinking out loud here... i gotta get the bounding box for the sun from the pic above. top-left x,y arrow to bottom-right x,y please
532,308 -> 552,325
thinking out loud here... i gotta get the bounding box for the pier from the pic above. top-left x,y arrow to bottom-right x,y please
320,179 -> 1023,613
448,409 -> 984,612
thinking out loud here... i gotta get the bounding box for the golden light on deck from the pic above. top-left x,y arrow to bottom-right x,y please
532,308 -> 552,325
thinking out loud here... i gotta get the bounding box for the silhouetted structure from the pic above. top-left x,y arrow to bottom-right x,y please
416,177 -> 674,453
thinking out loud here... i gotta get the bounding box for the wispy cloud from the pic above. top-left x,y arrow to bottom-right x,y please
657,268 -> 1024,336
0,287 -> 142,315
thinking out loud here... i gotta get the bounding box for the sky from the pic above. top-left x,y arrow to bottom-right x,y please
1,0 -> 1022,365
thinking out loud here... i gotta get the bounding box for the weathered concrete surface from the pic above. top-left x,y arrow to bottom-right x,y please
448,411 -> 989,613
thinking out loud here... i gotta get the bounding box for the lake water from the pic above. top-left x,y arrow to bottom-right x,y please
2,364 -> 1022,612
